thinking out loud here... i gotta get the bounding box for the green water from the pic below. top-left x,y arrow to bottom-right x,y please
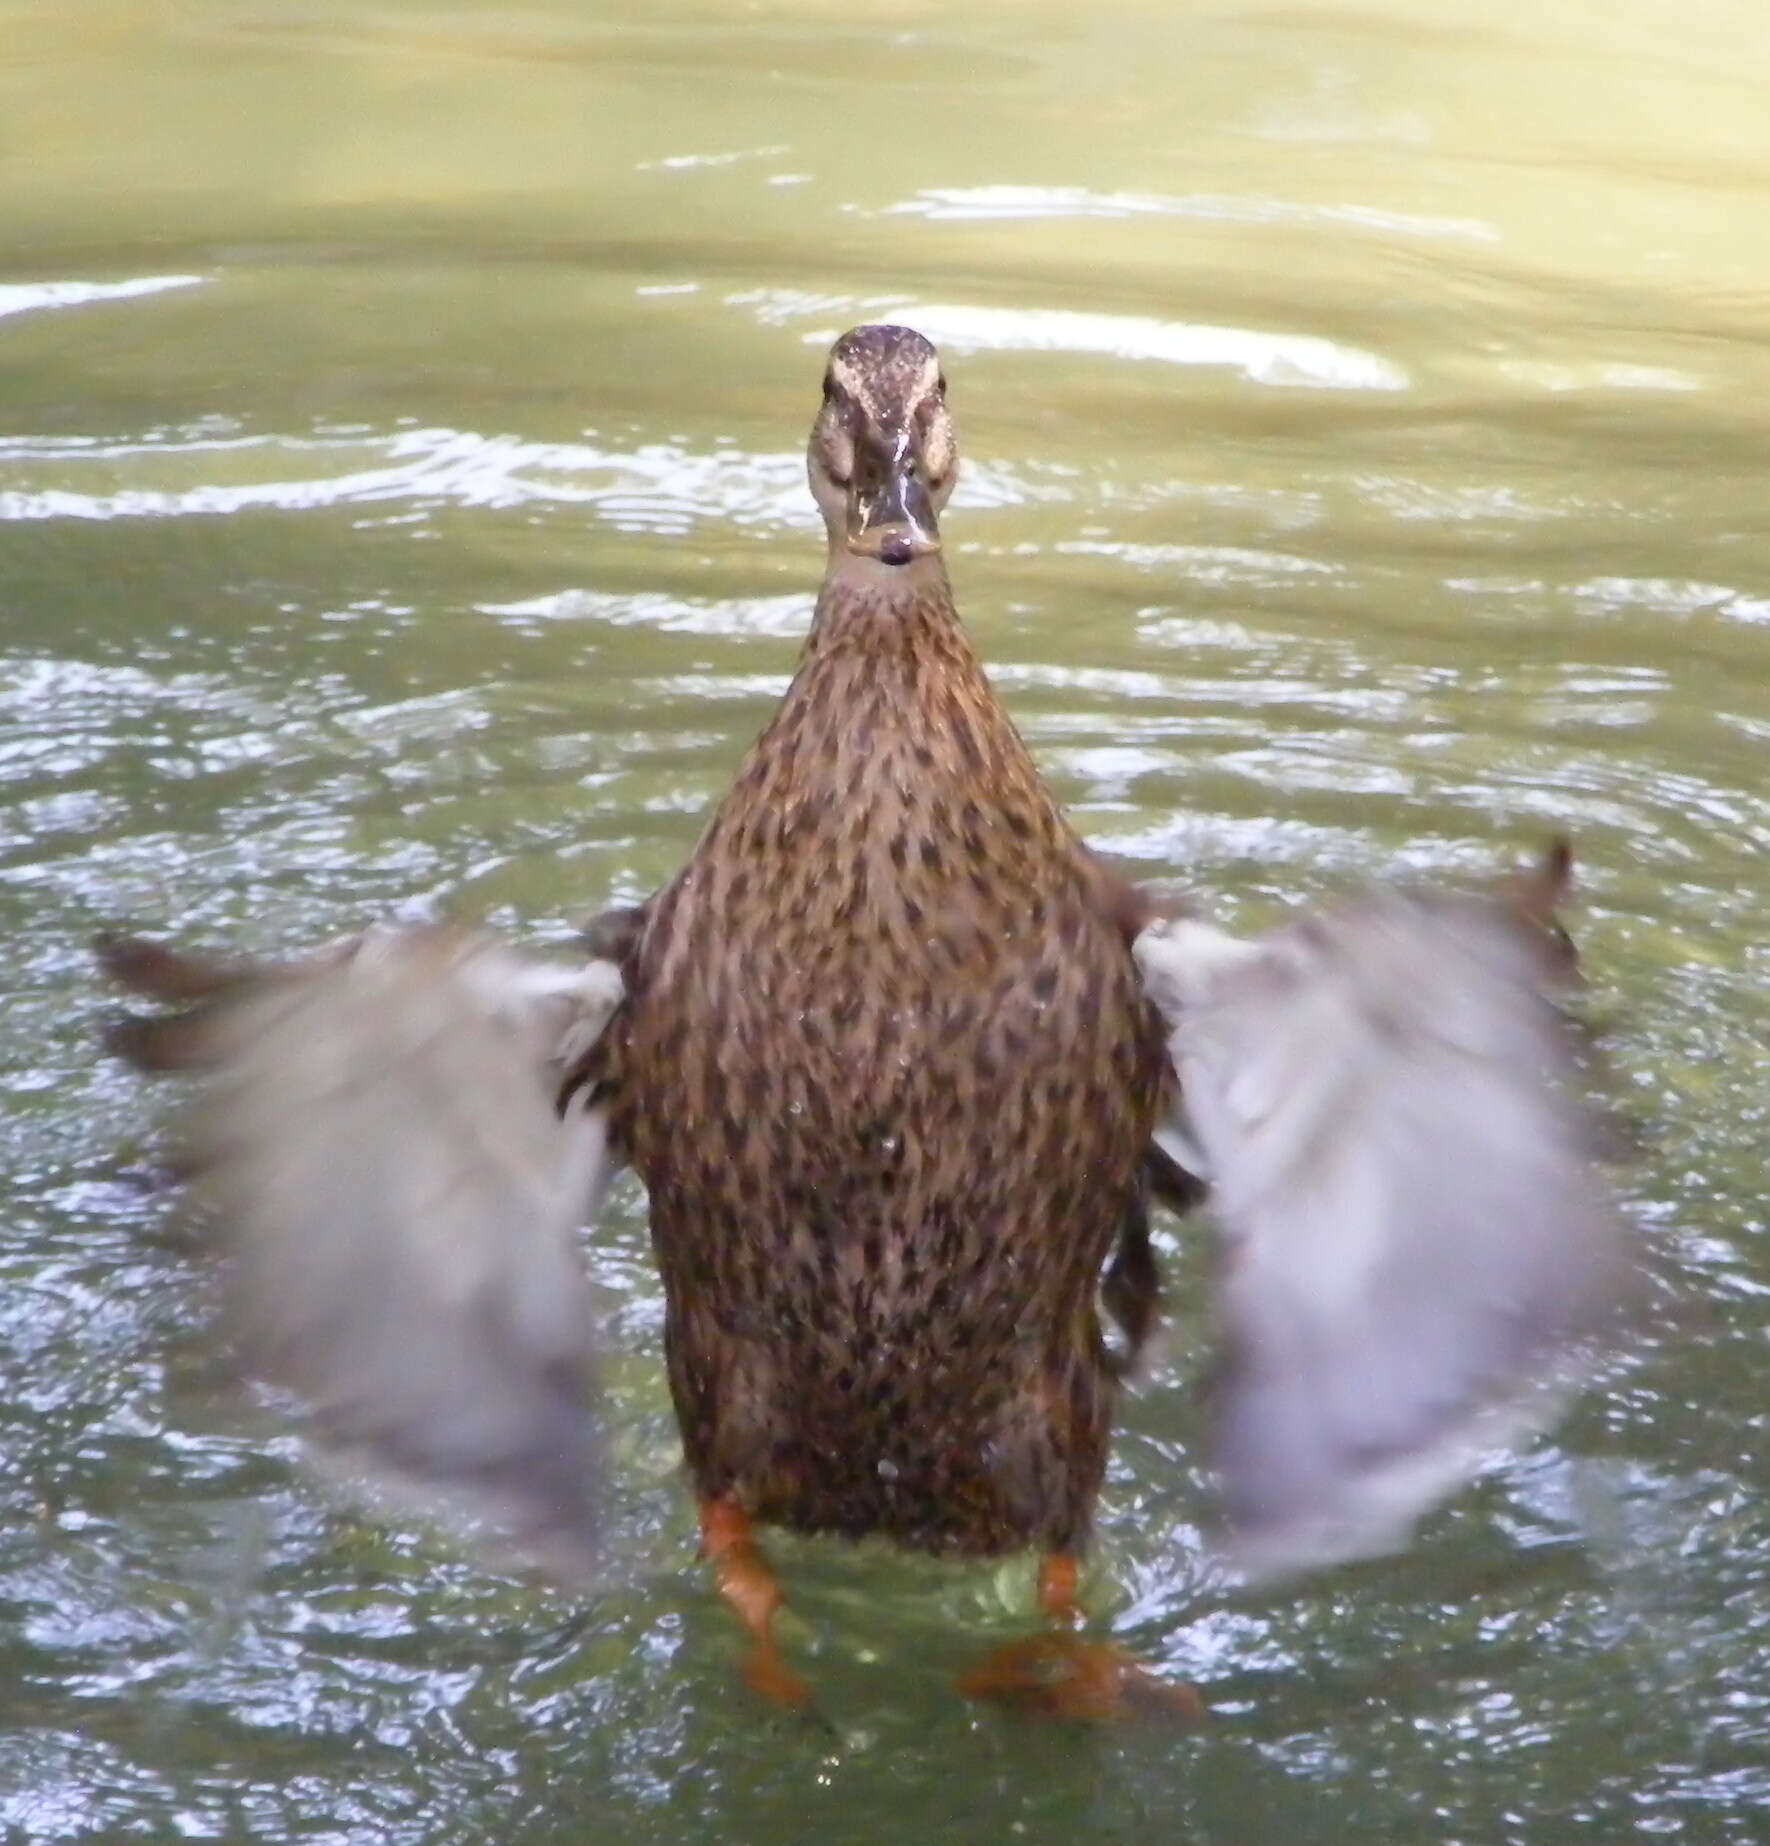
4,2 -> 1769,1838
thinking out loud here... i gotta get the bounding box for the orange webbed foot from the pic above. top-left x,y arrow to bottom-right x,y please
958,1553 -> 1204,1722
700,1497 -> 816,1712
959,1633 -> 1205,1721
740,1638 -> 815,1711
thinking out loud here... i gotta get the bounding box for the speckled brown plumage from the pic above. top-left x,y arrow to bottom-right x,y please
580,556 -> 1169,1557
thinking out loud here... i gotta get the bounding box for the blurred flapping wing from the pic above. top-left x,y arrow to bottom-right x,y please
1134,876 -> 1635,1579
100,926 -> 624,1585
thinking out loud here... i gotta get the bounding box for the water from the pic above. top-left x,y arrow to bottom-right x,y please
4,2 -> 1770,1838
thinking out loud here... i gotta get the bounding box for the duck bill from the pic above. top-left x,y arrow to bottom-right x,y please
845,455 -> 941,566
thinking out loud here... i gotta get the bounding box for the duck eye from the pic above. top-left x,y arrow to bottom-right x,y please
822,374 -> 837,402
936,374 -> 947,398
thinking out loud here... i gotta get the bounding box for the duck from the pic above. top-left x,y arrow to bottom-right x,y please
100,324 -> 1636,1719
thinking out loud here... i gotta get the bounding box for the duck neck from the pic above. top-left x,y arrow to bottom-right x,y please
806,550 -> 962,658
779,544 -> 1045,822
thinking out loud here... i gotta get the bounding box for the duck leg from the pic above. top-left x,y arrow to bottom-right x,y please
699,1498 -> 812,1708
957,1555 -> 1204,1721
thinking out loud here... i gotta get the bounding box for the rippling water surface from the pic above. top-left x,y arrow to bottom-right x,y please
5,3 -> 1770,1839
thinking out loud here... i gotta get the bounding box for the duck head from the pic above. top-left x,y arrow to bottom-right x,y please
808,324 -> 959,569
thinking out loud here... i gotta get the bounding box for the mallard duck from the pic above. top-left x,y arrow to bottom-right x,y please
101,326 -> 1635,1718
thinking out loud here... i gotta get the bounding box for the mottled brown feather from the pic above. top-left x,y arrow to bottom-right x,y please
571,566 -> 1169,1555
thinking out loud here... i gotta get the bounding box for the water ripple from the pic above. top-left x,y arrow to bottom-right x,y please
0,275 -> 205,323
0,428 -> 810,531
727,289 -> 1407,390
874,183 -> 1497,245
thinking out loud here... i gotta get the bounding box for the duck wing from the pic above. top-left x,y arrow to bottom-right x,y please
1132,864 -> 1636,1579
98,923 -> 627,1585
